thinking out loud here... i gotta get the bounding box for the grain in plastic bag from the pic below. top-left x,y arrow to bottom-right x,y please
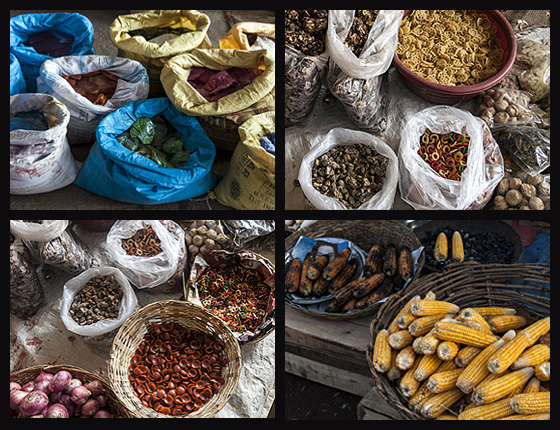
298,128 -> 398,210
398,106 -> 504,210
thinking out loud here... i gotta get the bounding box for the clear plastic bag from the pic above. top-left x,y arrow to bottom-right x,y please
106,220 -> 183,290
10,240 -> 43,319
298,127 -> 398,210
398,106 -> 504,210
60,266 -> 138,344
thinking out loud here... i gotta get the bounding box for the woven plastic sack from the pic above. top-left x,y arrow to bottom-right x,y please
10,12 -> 95,92
74,98 -> 217,204
37,55 -> 149,144
219,22 -> 275,59
211,112 -> 275,210
110,10 -> 211,97
399,106 -> 504,210
10,94 -> 78,195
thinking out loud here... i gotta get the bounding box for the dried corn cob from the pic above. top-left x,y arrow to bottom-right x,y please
414,353 -> 443,382
408,313 -> 450,337
418,327 -> 441,355
398,246 -> 413,281
387,349 -> 402,381
434,232 -> 448,262
522,377 -> 541,394
522,317 -> 550,345
322,247 -> 351,281
469,307 -> 516,317
451,231 -> 464,262
387,296 -> 420,334
365,244 -> 383,274
455,346 -> 483,367
487,331 -> 531,374
286,257 -> 302,293
437,341 -> 459,361
341,297 -> 359,312
427,368 -> 463,393
395,345 -> 417,371
456,330 -> 515,394
509,391 -> 550,414
328,262 -> 356,293
411,300 -> 460,317
400,358 -> 422,397
408,380 -> 434,413
398,312 -> 417,330
352,272 -> 385,299
472,367 -> 534,405
372,329 -> 392,373
434,319 -> 498,348
458,398 -> 515,420
459,308 -> 493,335
421,387 -> 464,419
389,329 -> 414,350
312,275 -> 331,296
382,244 -> 397,277
298,253 -> 314,296
306,254 -> 329,280
534,361 -> 550,382
498,413 -> 550,420
511,344 -> 550,370
488,315 -> 527,333
366,278 -> 394,305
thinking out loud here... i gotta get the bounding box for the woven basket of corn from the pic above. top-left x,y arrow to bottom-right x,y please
108,300 -> 241,418
285,220 -> 424,320
367,263 -> 550,420
10,364 -> 132,417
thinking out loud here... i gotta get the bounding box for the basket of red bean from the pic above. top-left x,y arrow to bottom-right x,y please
108,300 -> 241,418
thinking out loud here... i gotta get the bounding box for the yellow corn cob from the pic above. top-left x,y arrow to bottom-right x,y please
487,331 -> 531,374
437,341 -> 459,361
397,312 -> 417,330
522,317 -> 550,346
456,330 -> 515,394
408,380 -> 433,413
472,367 -> 535,405
408,313 -> 450,337
459,308 -> 493,335
372,329 -> 392,373
488,315 -> 528,333
395,345 -> 417,371
458,398 -> 515,420
509,391 -> 550,414
434,319 -> 498,348
534,361 -> 550,382
455,345 -> 483,367
523,377 -> 541,394
400,358 -> 422,398
418,327 -> 441,355
434,232 -> 448,262
436,414 -> 459,420
498,413 -> 550,420
511,344 -> 550,370
388,329 -> 414,350
469,307 -> 517,317
451,231 -> 464,262
386,348 -> 402,382
387,295 -> 421,334
427,368 -> 463,393
421,387 -> 464,419
414,353 -> 443,382
411,300 -> 460,317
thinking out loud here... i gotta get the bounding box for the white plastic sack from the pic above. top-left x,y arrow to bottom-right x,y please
399,106 -> 504,210
298,128 -> 398,210
326,10 -> 403,79
60,266 -> 138,341
37,55 -> 149,144
10,220 -> 68,242
10,94 -> 78,195
106,220 -> 183,289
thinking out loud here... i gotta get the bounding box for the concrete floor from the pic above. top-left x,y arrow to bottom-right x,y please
10,10 -> 275,210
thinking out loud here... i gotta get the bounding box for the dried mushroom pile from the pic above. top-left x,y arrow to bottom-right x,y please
285,10 -> 328,56
344,10 -> 379,55
311,144 -> 388,209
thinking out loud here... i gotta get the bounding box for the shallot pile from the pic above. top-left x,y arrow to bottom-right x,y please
10,369 -> 114,418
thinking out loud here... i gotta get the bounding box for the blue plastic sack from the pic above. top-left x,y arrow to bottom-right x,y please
10,54 -> 26,95
10,12 -> 95,92
74,98 -> 218,204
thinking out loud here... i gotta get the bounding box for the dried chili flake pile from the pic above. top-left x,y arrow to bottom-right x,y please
198,265 -> 271,333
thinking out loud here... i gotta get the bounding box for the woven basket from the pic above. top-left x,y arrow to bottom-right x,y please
367,263 -> 550,420
285,220 -> 424,320
108,300 -> 241,418
10,364 -> 131,418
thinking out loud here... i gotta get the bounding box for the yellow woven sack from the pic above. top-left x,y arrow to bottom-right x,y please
219,22 -> 275,50
210,112 -> 275,210
110,10 -> 212,96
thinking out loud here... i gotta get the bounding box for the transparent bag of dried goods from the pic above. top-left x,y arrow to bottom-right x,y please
298,127 -> 398,210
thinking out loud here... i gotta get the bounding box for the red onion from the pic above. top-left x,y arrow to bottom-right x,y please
64,378 -> 82,395
19,390 -> 49,417
49,370 -> 72,393
70,385 -> 91,405
85,380 -> 104,397
44,403 -> 69,418
10,382 -> 21,392
80,398 -> 99,417
94,394 -> 107,408
21,380 -> 36,392
92,409 -> 112,418
59,394 -> 75,416
10,389 -> 28,410
34,379 -> 51,394
34,372 -> 54,384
